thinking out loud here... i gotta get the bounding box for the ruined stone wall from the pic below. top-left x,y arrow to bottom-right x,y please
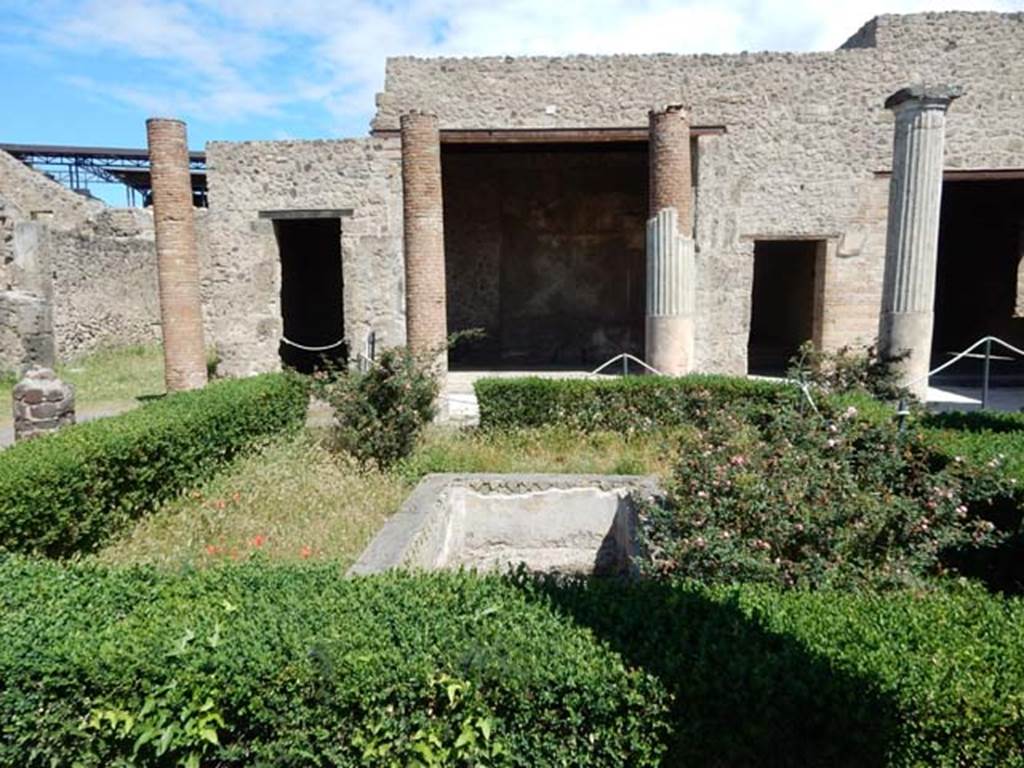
204,138 -> 403,377
0,149 -> 213,373
375,11 -> 1024,373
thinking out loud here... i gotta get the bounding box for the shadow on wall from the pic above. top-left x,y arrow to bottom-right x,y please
515,576 -> 896,767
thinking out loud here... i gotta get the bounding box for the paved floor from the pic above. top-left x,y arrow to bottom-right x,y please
927,383 -> 1024,413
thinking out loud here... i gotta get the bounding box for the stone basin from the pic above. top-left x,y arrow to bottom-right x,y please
349,473 -> 660,576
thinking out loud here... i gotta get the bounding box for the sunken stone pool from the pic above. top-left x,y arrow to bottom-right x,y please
349,474 -> 661,576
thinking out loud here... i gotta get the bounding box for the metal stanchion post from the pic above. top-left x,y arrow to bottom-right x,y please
982,338 -> 991,410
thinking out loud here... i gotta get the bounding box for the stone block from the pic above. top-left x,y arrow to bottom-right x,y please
12,367 -> 75,442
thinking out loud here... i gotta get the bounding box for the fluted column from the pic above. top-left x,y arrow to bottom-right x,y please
401,111 -> 448,378
646,105 -> 695,375
147,117 -> 207,391
878,86 -> 961,400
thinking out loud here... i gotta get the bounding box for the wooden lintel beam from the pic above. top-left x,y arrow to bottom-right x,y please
873,168 -> 1024,181
258,208 -> 354,220
371,125 -> 727,144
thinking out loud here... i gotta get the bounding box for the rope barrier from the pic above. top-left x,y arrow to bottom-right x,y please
906,335 -> 1024,387
588,353 -> 663,377
279,336 -> 346,352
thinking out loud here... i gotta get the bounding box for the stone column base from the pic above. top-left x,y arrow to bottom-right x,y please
645,315 -> 694,376
880,310 -> 933,401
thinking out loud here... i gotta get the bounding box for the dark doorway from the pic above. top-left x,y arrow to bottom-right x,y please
932,179 -> 1024,382
442,142 -> 647,369
747,240 -> 821,375
274,218 -> 346,373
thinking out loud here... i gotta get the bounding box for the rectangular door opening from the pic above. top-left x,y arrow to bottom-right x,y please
747,239 -> 822,375
933,179 -> 1024,383
442,142 -> 647,369
274,217 -> 346,373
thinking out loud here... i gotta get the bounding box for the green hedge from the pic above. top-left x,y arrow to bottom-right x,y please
0,374 -> 308,558
0,558 -> 669,767
6,558 -> 1020,767
526,575 -> 1024,767
921,411 -> 1024,486
474,375 -> 801,431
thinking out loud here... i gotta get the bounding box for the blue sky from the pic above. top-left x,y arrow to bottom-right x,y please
3,0 -> 1023,152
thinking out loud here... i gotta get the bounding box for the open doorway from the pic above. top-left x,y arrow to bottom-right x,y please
442,142 -> 647,369
747,240 -> 823,375
932,178 -> 1024,382
274,217 -> 346,373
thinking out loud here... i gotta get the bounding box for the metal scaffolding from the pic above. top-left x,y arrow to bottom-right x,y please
0,143 -> 207,207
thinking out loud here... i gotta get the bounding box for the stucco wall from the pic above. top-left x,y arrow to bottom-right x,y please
204,138 -> 403,377
372,11 -> 1024,372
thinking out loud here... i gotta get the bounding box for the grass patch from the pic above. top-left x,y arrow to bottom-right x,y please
1,344 -> 165,430
398,424 -> 681,481
57,343 -> 166,405
97,425 -> 678,569
94,432 -> 406,569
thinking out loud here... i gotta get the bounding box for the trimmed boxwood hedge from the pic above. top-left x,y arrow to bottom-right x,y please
4,558 -> 1022,767
526,575 -> 1024,768
0,558 -> 669,767
0,373 -> 308,558
474,375 -> 802,431
922,411 -> 1024,483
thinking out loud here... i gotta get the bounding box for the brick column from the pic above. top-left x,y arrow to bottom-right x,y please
147,117 -> 207,391
646,105 -> 696,375
401,111 -> 448,377
878,86 -> 960,401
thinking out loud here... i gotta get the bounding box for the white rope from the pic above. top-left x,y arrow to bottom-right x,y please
280,336 -> 346,352
906,335 -> 1024,387
588,353 -> 663,377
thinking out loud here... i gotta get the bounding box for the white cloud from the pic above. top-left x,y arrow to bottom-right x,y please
22,0 -> 1024,132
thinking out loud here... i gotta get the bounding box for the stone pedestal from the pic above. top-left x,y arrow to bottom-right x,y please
878,86 -> 961,400
645,105 -> 696,375
401,111 -> 448,379
0,290 -> 54,373
147,117 -> 208,392
12,367 -> 74,442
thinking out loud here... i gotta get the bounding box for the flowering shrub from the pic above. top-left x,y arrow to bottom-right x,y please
316,346 -> 438,468
641,402 -> 1012,589
788,340 -> 908,401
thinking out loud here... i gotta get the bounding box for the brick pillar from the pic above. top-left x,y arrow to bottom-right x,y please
146,118 -> 207,391
878,86 -> 960,401
401,111 -> 448,378
646,105 -> 696,375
